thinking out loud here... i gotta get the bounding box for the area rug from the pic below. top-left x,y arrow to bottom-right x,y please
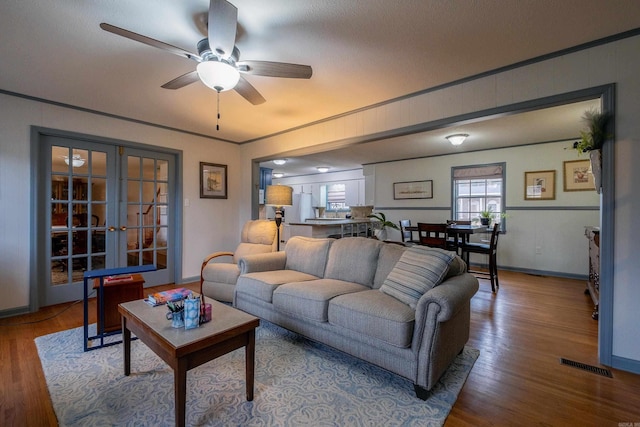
35,321 -> 478,426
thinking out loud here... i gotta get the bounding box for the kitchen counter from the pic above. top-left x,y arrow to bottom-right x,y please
285,218 -> 374,240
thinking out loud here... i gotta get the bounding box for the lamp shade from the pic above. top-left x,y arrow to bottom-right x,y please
197,61 -> 240,92
265,185 -> 293,207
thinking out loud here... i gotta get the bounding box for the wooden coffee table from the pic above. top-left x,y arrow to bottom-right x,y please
118,298 -> 259,427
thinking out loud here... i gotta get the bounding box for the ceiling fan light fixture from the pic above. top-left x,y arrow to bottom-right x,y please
64,154 -> 85,167
197,60 -> 240,92
446,133 -> 469,146
317,167 -> 329,173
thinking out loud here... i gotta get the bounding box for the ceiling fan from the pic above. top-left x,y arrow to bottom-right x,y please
100,0 -> 312,106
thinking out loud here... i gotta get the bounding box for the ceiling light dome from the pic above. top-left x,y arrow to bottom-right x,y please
446,134 -> 469,146
64,154 -> 85,167
317,167 -> 329,173
197,60 -> 240,92
273,159 -> 287,165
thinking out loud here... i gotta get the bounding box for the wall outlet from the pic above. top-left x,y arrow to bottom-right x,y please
535,246 -> 542,255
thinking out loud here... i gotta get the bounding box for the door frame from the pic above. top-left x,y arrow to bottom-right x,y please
30,126 -> 183,311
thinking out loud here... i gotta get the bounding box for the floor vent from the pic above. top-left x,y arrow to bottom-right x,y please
560,358 -> 613,378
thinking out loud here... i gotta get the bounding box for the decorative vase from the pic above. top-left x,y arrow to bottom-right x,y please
589,149 -> 602,194
480,218 -> 490,226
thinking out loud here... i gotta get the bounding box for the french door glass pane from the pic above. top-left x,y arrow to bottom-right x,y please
125,155 -> 167,273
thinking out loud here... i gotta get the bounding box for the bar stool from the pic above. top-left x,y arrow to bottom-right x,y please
460,223 -> 500,292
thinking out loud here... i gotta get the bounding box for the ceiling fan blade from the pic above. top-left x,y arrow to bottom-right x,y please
100,23 -> 201,62
208,0 -> 237,59
234,76 -> 266,105
161,71 -> 200,90
237,61 -> 313,79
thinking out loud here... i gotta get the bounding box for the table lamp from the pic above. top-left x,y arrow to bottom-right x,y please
265,185 -> 293,251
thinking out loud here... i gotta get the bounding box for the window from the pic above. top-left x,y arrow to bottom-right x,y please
322,183 -> 349,212
452,163 -> 505,229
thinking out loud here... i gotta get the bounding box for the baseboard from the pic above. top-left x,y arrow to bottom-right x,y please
0,305 -> 31,319
471,263 -> 587,281
611,355 -> 640,375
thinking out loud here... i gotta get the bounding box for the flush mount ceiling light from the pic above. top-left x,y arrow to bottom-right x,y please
272,172 -> 284,178
196,60 -> 240,92
273,159 -> 287,165
446,134 -> 469,146
64,154 -> 85,167
317,167 -> 330,173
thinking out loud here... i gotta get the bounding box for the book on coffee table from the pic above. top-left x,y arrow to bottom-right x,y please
147,287 -> 193,305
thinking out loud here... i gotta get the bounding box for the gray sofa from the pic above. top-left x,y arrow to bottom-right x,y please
234,236 -> 479,399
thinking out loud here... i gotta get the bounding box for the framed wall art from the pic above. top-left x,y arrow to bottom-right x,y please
563,159 -> 594,191
524,170 -> 555,200
393,180 -> 433,199
200,162 -> 227,199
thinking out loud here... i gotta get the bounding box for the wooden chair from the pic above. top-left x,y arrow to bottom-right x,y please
417,223 -> 449,249
399,219 -> 419,244
460,223 -> 500,292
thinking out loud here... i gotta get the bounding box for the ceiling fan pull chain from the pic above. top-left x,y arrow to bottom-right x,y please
216,90 -> 221,131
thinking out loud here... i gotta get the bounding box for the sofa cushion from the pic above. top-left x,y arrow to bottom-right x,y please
372,242 -> 407,289
273,279 -> 368,322
380,246 -> 456,309
445,255 -> 467,278
284,236 -> 333,278
329,289 -> 415,348
235,270 -> 319,303
324,237 -> 383,287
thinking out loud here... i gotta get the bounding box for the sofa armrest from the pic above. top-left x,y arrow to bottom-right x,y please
415,273 -> 479,323
239,251 -> 287,274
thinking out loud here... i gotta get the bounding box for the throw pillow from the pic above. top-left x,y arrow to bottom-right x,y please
380,246 -> 456,309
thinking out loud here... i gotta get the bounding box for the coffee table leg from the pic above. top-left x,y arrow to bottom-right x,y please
175,359 -> 187,427
245,329 -> 255,401
122,317 -> 131,376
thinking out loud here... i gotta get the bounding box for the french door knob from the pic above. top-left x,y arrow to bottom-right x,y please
108,226 -> 116,232
120,226 -> 127,231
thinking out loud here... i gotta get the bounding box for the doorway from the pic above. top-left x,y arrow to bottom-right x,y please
34,130 -> 181,307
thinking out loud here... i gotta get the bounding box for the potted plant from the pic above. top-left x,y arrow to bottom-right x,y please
478,208 -> 494,226
367,212 -> 399,240
572,109 -> 611,193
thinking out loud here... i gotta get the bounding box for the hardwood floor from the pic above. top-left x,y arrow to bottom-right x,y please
1,273 -> 639,426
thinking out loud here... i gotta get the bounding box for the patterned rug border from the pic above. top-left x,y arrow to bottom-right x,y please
36,321 -> 478,426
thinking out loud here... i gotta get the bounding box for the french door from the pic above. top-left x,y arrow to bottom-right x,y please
42,135 -> 176,306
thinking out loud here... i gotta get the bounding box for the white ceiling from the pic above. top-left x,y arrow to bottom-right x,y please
1,1 -> 638,174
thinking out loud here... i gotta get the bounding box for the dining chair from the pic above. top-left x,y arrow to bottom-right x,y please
417,223 -> 450,249
459,223 -> 500,292
399,219 -> 419,244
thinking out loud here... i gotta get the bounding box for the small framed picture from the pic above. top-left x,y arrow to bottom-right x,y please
200,162 -> 227,199
524,170 -> 555,200
393,180 -> 433,199
563,159 -> 594,191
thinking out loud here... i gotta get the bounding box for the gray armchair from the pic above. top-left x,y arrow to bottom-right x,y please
200,219 -> 278,302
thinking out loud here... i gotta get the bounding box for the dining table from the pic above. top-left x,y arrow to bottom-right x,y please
405,223 -> 489,251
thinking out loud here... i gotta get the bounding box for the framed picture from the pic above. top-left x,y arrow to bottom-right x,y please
200,162 -> 227,199
563,159 -> 594,191
393,180 -> 433,199
524,170 -> 555,200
